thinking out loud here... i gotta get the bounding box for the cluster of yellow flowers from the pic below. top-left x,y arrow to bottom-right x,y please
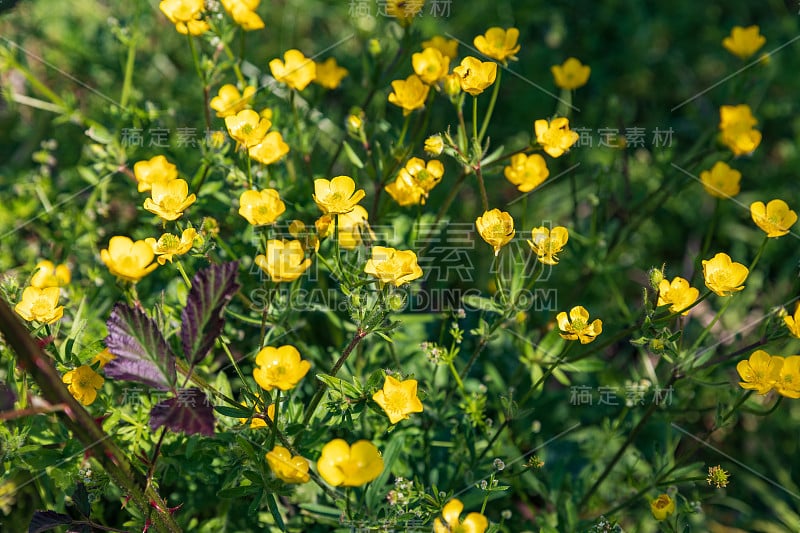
14,260 -> 69,324
159,0 -> 265,35
737,350 -> 800,398
385,157 -> 445,206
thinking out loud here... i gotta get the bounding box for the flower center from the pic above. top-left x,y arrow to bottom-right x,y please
571,318 -> 587,332
31,297 -> 52,317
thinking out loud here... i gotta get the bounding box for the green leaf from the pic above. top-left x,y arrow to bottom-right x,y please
316,373 -> 362,398
342,141 -> 365,168
214,404 -> 252,418
265,492 -> 286,531
463,294 -> 502,313
217,485 -> 261,498
365,434 -> 404,508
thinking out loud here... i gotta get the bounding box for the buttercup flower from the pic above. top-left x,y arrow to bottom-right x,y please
657,277 -> 700,315
474,27 -> 520,63
255,240 -> 312,283
100,236 -> 158,282
433,499 -> 488,533
253,345 -> 310,391
719,104 -> 761,156
144,178 -> 197,221
316,205 -> 373,249
424,135 -> 444,156
775,355 -> 800,399
269,49 -> 316,91
388,74 -> 430,116
92,348 -> 116,369
289,220 -> 321,253
248,131 -> 290,166
364,246 -> 423,287
702,252 -> 748,296
722,25 -> 766,60
385,0 -> 423,25
386,158 -> 444,206
527,226 -> 569,266
372,375 -> 424,425
145,228 -> 197,265
313,175 -> 366,215
314,57 -> 348,89
649,494 -> 675,521
535,118 -> 579,158
210,84 -> 256,117
266,446 -> 311,484
239,399 -> 275,429
504,153 -> 549,192
551,57 -> 591,90
238,189 -> 286,226
785,303 -> 800,339
30,260 -> 70,288
385,171 -> 424,207
225,109 -> 271,148
221,0 -> 264,30
317,439 -> 384,487
133,155 -> 178,193
453,56 -> 498,96
159,0 -> 208,35
475,209 -> 515,255
421,36 -> 458,60
557,306 -> 603,344
737,351 -> 782,395
699,161 -> 741,198
62,365 -> 104,406
750,199 -> 797,238
15,286 -> 63,324
412,47 -> 450,85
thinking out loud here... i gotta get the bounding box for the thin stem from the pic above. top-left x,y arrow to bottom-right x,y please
689,295 -> 735,353
120,36 -> 137,110
747,235 -> 769,272
478,68 -> 501,143
472,96 -> 479,146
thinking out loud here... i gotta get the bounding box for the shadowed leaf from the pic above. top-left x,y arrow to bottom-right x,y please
28,510 -> 73,533
149,388 -> 215,436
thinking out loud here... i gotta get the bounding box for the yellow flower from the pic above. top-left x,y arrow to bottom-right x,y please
649,494 -> 675,521
266,446 -> 311,484
238,189 -> 286,226
412,47 -> 450,84
699,161 -> 741,198
453,56 -> 498,96
314,57 -> 348,89
750,199 -> 797,238
657,277 -> 700,315
210,84 -> 256,118
443,72 -> 461,98
388,74 -> 430,116
784,303 -> 800,339
474,27 -> 520,63
557,306 -> 603,344
504,153 -> 549,192
372,375 -> 423,424
317,439 -> 384,487
239,400 -> 275,429
424,135 -> 444,156
421,36 -> 458,60
145,228 -> 197,265
316,205 -> 373,250
100,236 -> 158,283
225,109 -> 271,148
719,105 -> 761,156
405,158 -> 444,194
269,49 -> 316,91
255,240 -> 312,282
702,252 -> 748,296
144,178 -> 197,221
385,0 -> 423,25
535,117 -> 579,158
62,365 -> 104,406
475,209 -> 515,255
30,260 -> 70,288
133,155 -> 178,193
739,351 -> 783,394
289,220 -> 321,253
551,57 -> 591,90
313,175 -> 366,215
385,171 -> 424,207
722,25 -> 766,60
433,499 -> 488,533
92,348 -> 116,369
248,131 -> 290,166
14,286 -> 63,324
527,226 -> 569,266
221,0 -> 264,30
775,355 -> 800,399
252,345 -> 310,391
159,0 -> 209,35
364,246 -> 423,287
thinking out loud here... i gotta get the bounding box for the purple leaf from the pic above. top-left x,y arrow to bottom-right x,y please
28,510 -> 73,533
181,261 -> 240,364
105,303 -> 176,390
149,388 -> 215,436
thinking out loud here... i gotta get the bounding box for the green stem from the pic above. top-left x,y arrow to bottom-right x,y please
700,198 -> 721,261
689,295 -> 735,353
747,235 -> 769,272
472,96 -> 479,146
120,37 -> 137,110
447,359 -> 465,392
478,68 -> 501,143
175,261 -> 192,289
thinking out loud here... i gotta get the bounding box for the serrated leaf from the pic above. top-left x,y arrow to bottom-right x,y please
104,303 -> 176,390
28,510 -> 73,533
149,388 -> 215,436
181,261 -> 240,365
316,373 -> 362,398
